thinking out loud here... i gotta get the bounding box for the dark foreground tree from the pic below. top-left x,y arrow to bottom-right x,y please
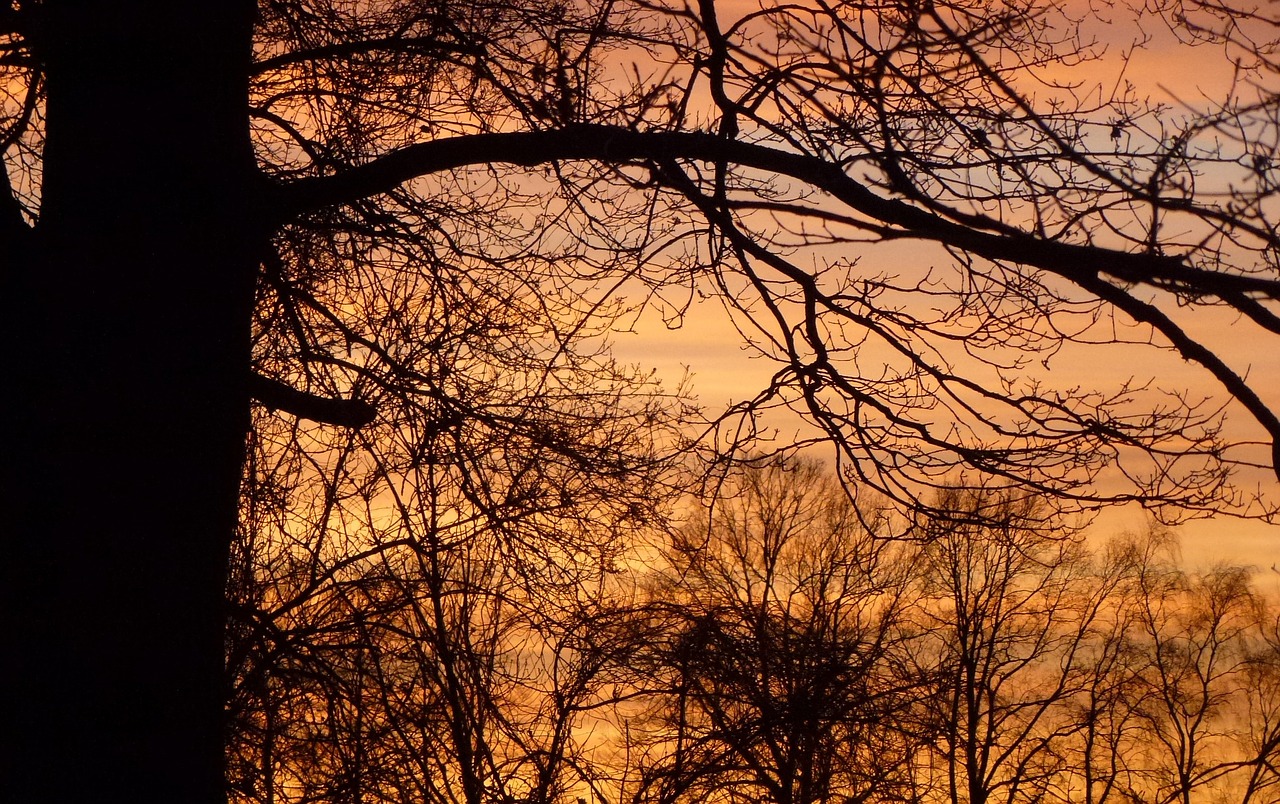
3,1 -> 1279,802
5,6 -> 262,803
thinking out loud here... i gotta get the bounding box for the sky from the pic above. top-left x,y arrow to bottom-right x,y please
612,291 -> 1280,573
611,0 -> 1280,574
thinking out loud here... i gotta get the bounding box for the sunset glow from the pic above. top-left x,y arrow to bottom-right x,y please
4,2 -> 1278,803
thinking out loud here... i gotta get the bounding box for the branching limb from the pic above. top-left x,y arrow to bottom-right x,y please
252,34 -> 478,76
248,371 -> 376,428
278,125 -> 1280,301
275,124 -> 1280,483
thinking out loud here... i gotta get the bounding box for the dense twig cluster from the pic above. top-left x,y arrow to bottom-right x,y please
233,0 -> 1280,517
228,458 -> 1280,804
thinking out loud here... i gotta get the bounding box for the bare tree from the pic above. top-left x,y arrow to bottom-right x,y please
1236,597 -> 1280,804
620,472 -> 1279,804
226,321 -> 685,804
629,459 -> 931,804
1124,535 -> 1278,804
1051,537 -> 1156,804
224,233 -> 693,804
908,487 -> 1121,804
5,1 -> 1280,801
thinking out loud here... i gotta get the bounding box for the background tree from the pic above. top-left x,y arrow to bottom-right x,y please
615,468 -> 1280,804
903,518 -> 1280,804
1051,538 -> 1154,804
1124,536 -> 1279,804
905,489 -> 1121,804
1236,600 -> 1280,804
630,459 -> 932,804
4,1 -> 1280,802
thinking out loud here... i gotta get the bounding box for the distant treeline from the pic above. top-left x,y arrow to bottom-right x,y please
227,457 -> 1279,804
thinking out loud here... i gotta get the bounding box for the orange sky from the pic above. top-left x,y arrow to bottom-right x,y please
611,0 -> 1280,572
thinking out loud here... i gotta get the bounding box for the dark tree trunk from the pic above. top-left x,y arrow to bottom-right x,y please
5,4 -> 259,802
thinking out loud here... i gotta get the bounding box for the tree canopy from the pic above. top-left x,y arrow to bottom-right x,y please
6,0 -> 1279,513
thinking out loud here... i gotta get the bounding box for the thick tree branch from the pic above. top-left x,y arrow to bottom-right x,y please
1070,274 -> 1280,478
248,372 -> 376,428
276,124 -> 1280,474
278,125 -> 1280,302
251,35 -> 475,76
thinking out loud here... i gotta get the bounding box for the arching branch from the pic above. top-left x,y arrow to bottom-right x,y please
278,125 -> 1280,302
276,126 -> 1280,475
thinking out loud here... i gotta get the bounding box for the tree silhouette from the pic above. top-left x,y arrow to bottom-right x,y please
3,1 -> 1279,802
908,488 -> 1119,804
225,272 -> 685,804
631,460 -> 933,804
620,468 -> 1280,804
1123,535 -> 1280,804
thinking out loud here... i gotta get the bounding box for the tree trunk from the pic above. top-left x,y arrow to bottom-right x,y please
5,4 -> 259,802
